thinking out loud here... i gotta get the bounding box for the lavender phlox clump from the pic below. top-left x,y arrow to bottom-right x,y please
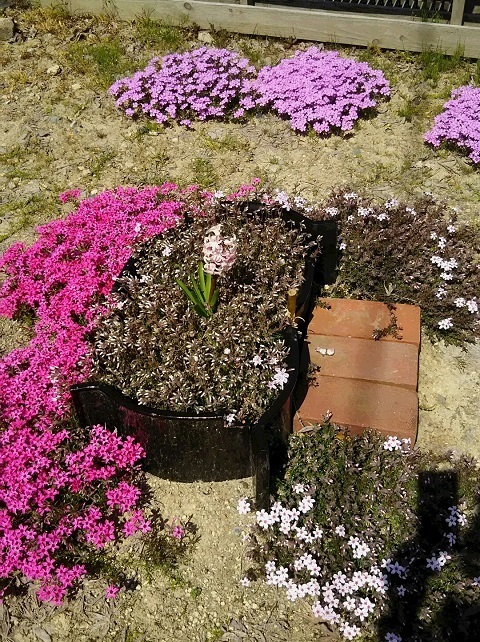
424,85 -> 480,164
248,48 -> 390,134
383,436 -> 411,452
438,317 -> 453,330
445,505 -> 467,527
202,224 -> 237,276
245,489 -> 392,638
109,47 -> 259,126
426,551 -> 451,571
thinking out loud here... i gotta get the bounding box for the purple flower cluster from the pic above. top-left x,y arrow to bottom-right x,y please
248,47 -> 390,134
424,85 -> 480,164
109,47 -> 258,126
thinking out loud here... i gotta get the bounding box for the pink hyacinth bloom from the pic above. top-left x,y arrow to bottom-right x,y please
203,224 -> 237,276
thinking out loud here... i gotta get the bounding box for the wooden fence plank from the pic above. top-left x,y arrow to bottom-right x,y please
41,1 -> 480,57
450,0 -> 466,25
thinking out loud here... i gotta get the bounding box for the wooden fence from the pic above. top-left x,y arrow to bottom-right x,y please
42,0 -> 480,57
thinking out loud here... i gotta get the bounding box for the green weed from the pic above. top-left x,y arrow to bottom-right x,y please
134,12 -> 196,51
66,38 -> 133,87
88,149 -> 116,179
355,46 -> 399,83
207,628 -> 224,641
0,195 -> 58,243
135,121 -> 165,137
190,157 -> 218,189
199,131 -> 251,153
419,45 -> 466,84
397,94 -> 427,122
208,25 -> 232,49
22,1 -> 74,35
0,144 -> 51,181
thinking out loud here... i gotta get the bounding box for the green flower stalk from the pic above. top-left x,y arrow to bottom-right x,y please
176,224 -> 237,318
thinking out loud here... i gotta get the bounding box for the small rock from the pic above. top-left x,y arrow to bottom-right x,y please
197,30 -> 214,44
22,180 -> 41,196
436,394 -> 447,406
71,83 -> 82,91
32,628 -> 52,642
47,64 -> 62,76
0,17 -> 14,42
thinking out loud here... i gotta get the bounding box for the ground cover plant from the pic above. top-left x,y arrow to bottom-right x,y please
424,85 -> 480,165
0,185 -> 193,604
269,189 -> 479,345
247,47 -> 390,134
240,422 -> 480,641
91,194 -> 314,425
109,47 -> 259,127
109,45 -> 390,135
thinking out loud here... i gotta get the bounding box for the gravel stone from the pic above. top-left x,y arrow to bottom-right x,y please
0,17 -> 14,41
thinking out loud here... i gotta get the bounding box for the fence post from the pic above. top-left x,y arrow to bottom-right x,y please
450,0 -> 466,25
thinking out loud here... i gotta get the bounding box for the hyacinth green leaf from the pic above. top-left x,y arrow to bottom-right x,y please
194,302 -> 209,318
210,288 -> 219,310
189,274 -> 207,307
205,271 -> 212,300
198,261 -> 206,295
175,277 -> 202,308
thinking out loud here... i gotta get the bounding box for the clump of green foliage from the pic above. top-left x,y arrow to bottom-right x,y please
245,422 -> 480,641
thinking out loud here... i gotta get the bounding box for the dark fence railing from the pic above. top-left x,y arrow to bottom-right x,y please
258,0 -> 479,23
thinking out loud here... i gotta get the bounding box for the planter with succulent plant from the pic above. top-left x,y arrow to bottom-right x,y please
71,199 -> 319,505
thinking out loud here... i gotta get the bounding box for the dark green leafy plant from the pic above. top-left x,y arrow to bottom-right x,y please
92,198 -> 313,424
244,422 -> 480,641
303,190 -> 480,345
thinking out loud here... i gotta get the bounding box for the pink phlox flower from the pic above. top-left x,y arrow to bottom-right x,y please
105,584 -> 120,600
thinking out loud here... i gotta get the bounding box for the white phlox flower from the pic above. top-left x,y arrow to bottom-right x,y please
438,318 -> 453,330
237,497 -> 251,514
298,495 -> 315,514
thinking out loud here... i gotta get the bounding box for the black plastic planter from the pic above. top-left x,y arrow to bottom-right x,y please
240,200 -> 338,286
70,203 -> 331,508
70,326 -> 298,509
280,210 -> 338,287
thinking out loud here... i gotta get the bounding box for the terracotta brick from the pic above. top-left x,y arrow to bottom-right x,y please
295,374 -> 418,442
309,298 -> 421,348
308,334 -> 419,390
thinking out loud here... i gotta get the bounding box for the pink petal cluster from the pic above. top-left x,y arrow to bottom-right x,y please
0,185 -> 186,603
109,47 -> 258,126
203,224 -> 237,276
248,47 -> 390,134
424,85 -> 480,164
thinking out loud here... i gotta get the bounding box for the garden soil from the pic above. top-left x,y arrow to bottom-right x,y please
0,8 -> 479,642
